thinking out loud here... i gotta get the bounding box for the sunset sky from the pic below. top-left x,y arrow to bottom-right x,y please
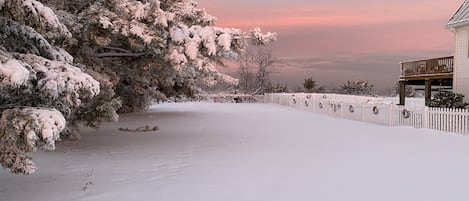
197,0 -> 464,92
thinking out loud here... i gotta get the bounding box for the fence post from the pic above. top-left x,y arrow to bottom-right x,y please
340,101 -> 344,118
289,94 -> 294,108
312,94 -> 316,113
361,103 -> 366,121
388,104 -> 393,126
423,106 -> 430,129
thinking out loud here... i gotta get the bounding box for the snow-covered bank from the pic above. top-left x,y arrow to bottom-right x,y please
2,103 -> 469,201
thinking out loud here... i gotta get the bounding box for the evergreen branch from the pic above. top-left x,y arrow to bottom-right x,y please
103,46 -> 131,53
96,52 -> 148,58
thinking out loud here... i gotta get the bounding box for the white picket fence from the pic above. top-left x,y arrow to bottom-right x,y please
264,93 -> 469,134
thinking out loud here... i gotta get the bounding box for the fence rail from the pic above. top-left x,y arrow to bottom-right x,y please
264,93 -> 469,134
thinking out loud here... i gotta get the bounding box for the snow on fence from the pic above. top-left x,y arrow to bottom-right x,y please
264,93 -> 469,134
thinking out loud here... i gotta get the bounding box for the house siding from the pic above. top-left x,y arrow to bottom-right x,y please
454,26 -> 469,101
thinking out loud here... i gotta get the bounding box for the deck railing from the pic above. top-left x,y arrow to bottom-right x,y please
400,56 -> 454,77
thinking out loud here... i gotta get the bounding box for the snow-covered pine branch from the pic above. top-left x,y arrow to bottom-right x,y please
250,27 -> 277,45
0,18 -> 73,62
0,49 -> 101,174
0,107 -> 66,174
0,0 -> 72,41
0,0 -> 125,175
0,49 -> 100,107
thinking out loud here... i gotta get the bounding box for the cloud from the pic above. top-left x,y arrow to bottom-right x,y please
198,0 -> 462,28
269,19 -> 454,58
198,0 -> 460,92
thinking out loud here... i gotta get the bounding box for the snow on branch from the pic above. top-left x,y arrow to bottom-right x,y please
1,0 -> 72,40
0,18 -> 73,62
167,25 -> 245,71
0,49 -> 100,107
84,2 -> 162,46
20,54 -> 101,106
249,27 -> 277,45
169,0 -> 217,26
0,51 -> 100,174
0,107 -> 66,174
0,59 -> 31,87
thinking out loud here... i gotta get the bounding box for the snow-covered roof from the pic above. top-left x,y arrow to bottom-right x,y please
447,0 -> 469,28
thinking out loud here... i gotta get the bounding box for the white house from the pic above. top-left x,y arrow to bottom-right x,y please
447,0 -> 469,102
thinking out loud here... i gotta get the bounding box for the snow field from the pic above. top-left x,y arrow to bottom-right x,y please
1,103 -> 469,201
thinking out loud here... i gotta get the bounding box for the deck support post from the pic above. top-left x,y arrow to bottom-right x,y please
399,80 -> 406,105
425,79 -> 432,106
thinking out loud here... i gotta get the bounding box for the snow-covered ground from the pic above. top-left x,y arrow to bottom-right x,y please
383,97 -> 425,108
2,103 -> 469,201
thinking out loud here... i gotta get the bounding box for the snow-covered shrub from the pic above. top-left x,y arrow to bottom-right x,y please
341,80 -> 374,96
428,91 -> 468,109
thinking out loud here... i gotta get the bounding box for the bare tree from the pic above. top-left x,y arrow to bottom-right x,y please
264,82 -> 289,93
237,53 -> 255,95
254,46 -> 278,94
236,46 -> 278,95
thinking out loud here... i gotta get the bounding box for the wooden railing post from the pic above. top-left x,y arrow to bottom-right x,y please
399,81 -> 406,105
425,79 -> 432,106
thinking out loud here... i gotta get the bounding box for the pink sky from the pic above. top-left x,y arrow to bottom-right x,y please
197,0 -> 463,91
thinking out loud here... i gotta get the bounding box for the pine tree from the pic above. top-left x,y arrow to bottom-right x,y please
0,0 -> 276,174
64,0 -> 277,111
303,77 -> 316,93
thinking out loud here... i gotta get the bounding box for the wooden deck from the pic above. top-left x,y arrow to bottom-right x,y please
400,56 -> 454,80
398,56 -> 454,106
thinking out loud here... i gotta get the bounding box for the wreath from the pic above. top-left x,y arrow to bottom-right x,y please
402,109 -> 411,119
306,95 -> 312,99
349,105 -> 354,113
322,95 -> 327,99
372,106 -> 379,115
